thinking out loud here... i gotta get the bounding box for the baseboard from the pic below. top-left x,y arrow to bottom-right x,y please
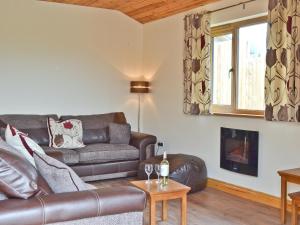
207,178 -> 291,210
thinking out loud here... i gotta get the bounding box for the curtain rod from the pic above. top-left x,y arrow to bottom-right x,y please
207,0 -> 256,14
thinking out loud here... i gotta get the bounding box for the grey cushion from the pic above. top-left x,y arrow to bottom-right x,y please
0,115 -> 59,145
109,123 -> 131,144
34,152 -> 89,193
42,147 -> 80,165
75,143 -> 139,164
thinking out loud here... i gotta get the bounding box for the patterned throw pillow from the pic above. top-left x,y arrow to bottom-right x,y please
33,152 -> 90,193
5,125 -> 45,166
47,118 -> 85,149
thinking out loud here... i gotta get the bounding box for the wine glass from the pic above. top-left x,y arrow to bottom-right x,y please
154,164 -> 161,184
145,164 -> 153,184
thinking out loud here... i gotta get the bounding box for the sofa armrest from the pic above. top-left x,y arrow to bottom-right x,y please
130,132 -> 157,160
0,186 -> 145,225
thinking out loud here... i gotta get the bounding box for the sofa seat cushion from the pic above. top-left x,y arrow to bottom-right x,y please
42,147 -> 80,165
75,144 -> 139,164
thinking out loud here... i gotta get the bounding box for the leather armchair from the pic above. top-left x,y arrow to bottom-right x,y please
130,132 -> 157,160
0,186 -> 146,225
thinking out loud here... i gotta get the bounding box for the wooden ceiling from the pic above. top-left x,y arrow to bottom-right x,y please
43,0 -> 220,23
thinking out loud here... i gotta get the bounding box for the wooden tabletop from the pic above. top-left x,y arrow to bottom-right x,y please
278,168 -> 300,177
130,179 -> 191,195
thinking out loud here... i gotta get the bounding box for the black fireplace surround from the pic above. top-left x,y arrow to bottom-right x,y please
220,127 -> 259,177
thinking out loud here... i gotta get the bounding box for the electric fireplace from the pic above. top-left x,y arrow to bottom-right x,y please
220,127 -> 259,176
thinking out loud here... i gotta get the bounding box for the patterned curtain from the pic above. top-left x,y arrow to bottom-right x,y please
183,13 -> 211,115
265,0 -> 300,122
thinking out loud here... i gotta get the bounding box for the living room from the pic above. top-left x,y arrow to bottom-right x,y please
0,0 -> 299,224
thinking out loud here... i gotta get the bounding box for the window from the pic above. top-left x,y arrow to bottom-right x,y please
211,17 -> 267,116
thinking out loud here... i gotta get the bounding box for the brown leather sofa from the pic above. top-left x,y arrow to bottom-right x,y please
0,186 -> 146,225
0,112 -> 157,181
0,149 -> 146,225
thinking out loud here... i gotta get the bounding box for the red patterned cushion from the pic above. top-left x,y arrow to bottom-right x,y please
47,118 -> 85,149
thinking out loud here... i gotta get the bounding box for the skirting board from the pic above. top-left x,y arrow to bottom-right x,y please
207,178 -> 292,211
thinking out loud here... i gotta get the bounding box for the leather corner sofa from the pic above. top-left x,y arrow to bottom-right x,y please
0,149 -> 146,225
0,112 -> 157,181
0,186 -> 146,225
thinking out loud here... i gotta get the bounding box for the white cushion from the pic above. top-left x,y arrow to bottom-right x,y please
47,118 -> 85,149
5,124 -> 45,166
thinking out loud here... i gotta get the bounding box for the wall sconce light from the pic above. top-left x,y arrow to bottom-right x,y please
130,81 -> 150,132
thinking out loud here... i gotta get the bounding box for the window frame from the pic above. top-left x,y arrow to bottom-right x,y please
211,16 -> 267,117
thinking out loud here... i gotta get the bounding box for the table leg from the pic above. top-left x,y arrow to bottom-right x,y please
281,177 -> 287,224
291,200 -> 297,225
162,200 -> 168,221
150,197 -> 156,225
181,194 -> 187,225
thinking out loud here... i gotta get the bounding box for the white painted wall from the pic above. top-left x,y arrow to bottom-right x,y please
1,0 -> 299,197
0,0 -> 143,129
142,0 -> 300,197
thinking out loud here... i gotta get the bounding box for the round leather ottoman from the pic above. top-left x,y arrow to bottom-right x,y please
137,154 -> 207,193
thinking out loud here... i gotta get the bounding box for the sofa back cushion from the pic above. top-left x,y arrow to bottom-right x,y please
83,128 -> 108,144
60,112 -> 127,144
0,114 -> 59,146
109,123 -> 131,144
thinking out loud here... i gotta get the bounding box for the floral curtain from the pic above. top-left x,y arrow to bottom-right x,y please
183,13 -> 211,115
265,0 -> 300,122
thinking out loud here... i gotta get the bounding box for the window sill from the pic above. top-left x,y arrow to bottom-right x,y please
212,112 -> 264,119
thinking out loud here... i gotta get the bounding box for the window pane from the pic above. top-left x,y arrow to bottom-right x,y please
213,34 -> 233,106
238,23 -> 267,110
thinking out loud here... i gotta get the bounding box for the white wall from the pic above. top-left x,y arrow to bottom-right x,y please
142,0 -> 300,197
0,0 -> 143,130
1,0 -> 300,197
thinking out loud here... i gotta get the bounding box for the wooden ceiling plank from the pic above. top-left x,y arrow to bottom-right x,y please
126,2 -> 167,17
135,0 -> 220,23
118,0 -> 164,13
42,0 -> 222,23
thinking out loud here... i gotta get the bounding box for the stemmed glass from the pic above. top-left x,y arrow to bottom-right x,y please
145,164 -> 153,184
154,164 -> 161,184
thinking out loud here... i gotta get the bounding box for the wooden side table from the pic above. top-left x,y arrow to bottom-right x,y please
278,168 -> 300,224
130,179 -> 191,225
